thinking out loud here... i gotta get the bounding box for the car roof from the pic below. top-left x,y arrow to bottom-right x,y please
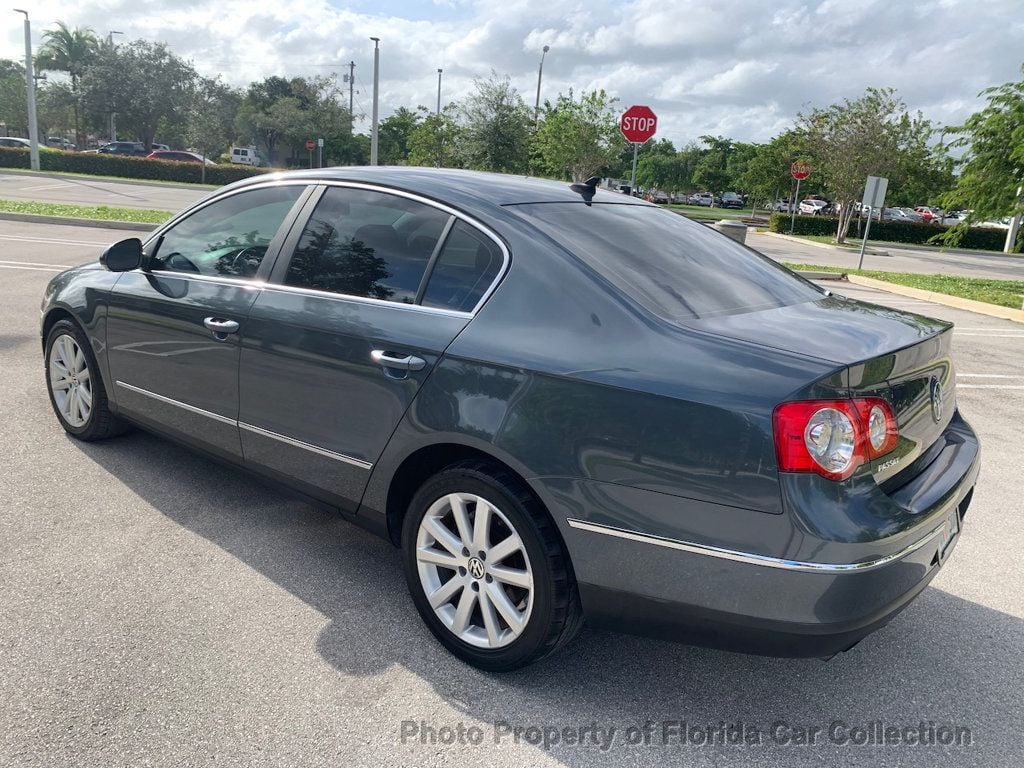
224,167 -> 650,208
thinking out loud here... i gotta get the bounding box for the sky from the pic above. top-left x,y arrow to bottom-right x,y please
3,0 -> 1022,147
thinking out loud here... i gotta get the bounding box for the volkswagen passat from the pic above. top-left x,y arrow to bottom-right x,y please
40,168 -> 979,671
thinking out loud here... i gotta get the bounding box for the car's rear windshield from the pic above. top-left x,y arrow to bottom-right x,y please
508,202 -> 823,320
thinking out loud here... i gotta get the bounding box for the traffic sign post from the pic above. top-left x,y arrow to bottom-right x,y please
317,137 -> 324,169
858,175 -> 889,269
620,106 -> 657,196
306,139 -> 315,168
788,160 -> 811,234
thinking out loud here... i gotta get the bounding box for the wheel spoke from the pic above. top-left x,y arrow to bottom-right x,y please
486,581 -> 526,636
427,575 -> 463,609
448,494 -> 474,548
424,516 -> 462,557
65,389 -> 78,421
52,377 -> 71,392
73,344 -> 86,374
77,367 -> 90,383
471,498 -> 492,554
416,545 -> 460,569
489,565 -> 531,589
478,590 -> 501,645
487,534 -> 522,564
450,587 -> 477,635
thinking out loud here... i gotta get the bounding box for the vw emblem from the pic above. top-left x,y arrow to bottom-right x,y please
930,378 -> 944,423
467,557 -> 486,580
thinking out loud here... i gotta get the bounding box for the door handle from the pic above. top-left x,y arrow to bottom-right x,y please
203,317 -> 240,337
371,349 -> 426,372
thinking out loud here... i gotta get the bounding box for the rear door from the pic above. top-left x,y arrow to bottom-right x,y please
105,183 -> 309,460
237,184 -> 507,509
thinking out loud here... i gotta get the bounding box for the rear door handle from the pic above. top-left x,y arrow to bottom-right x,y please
203,317 -> 240,336
371,349 -> 426,371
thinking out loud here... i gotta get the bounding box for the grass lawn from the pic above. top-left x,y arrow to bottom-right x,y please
784,263 -> 1024,310
0,199 -> 171,225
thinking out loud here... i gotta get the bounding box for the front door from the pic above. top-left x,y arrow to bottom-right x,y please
238,185 -> 506,509
105,184 -> 307,460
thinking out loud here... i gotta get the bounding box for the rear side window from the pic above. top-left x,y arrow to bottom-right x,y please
509,203 -> 823,320
421,221 -> 503,312
284,187 -> 450,303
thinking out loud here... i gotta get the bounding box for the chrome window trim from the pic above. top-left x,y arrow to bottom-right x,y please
566,518 -> 948,573
115,380 -> 236,426
238,421 -> 372,469
114,381 -> 372,470
260,282 -> 472,318
134,270 -> 266,290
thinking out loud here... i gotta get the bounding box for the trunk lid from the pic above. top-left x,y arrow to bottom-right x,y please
690,295 -> 955,482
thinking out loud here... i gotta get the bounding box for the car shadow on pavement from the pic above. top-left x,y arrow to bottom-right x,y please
75,428 -> 1022,764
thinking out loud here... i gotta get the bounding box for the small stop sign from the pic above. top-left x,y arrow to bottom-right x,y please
791,160 -> 811,181
620,105 -> 657,144
305,139 -> 316,151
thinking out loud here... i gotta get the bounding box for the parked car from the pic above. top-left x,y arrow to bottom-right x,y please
45,136 -> 75,150
0,136 -> 31,148
720,192 -> 744,209
896,207 -> 925,223
689,192 -> 714,207
914,206 -> 943,223
798,199 -> 830,215
771,198 -> 793,213
98,141 -> 147,156
146,150 -> 217,165
231,146 -> 262,167
40,168 -> 979,671
645,190 -> 671,204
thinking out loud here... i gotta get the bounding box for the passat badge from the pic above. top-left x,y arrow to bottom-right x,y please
930,378 -> 944,423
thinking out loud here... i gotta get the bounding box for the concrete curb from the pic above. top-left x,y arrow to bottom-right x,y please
847,274 -> 1024,324
0,211 -> 157,231
756,230 -> 889,256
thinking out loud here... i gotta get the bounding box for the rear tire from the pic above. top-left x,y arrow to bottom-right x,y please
401,460 -> 583,671
44,319 -> 129,441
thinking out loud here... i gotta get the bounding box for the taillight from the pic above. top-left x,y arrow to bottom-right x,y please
773,398 -> 898,481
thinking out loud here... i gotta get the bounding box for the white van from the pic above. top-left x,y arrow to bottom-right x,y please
230,146 -> 262,167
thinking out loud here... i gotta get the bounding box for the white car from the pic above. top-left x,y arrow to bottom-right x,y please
799,199 -> 830,215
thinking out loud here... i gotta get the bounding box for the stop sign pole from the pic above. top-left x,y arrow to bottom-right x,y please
620,106 -> 657,194
788,160 -> 811,234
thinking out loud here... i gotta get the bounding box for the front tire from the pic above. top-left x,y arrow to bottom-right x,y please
44,319 -> 128,441
401,460 -> 582,671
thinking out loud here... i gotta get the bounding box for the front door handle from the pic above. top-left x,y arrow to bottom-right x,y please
203,317 -> 240,338
371,349 -> 426,372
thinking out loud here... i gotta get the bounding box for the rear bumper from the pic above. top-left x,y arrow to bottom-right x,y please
552,413 -> 979,657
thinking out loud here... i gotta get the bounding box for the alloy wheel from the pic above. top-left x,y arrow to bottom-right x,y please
49,333 -> 93,428
415,492 -> 534,649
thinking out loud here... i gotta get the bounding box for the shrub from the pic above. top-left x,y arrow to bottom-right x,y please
0,147 -> 270,186
767,213 -> 1013,252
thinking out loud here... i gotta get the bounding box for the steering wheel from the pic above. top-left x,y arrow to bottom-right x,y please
222,246 -> 266,277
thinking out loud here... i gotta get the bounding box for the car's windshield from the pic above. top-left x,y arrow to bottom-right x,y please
509,202 -> 824,320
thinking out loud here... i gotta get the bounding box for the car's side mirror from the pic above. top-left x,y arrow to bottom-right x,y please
100,238 -> 143,272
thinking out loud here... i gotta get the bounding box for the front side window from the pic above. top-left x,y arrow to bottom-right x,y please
510,203 -> 823,320
284,187 -> 450,303
152,185 -> 303,279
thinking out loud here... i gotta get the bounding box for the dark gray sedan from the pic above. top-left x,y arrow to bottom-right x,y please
40,168 -> 979,671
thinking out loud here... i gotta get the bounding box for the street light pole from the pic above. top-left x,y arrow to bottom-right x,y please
107,31 -> 123,142
436,68 -> 442,116
13,9 -> 39,171
533,45 -> 549,125
369,37 -> 380,166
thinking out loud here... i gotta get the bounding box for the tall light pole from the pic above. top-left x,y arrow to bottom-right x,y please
533,45 -> 549,125
107,31 -> 123,142
436,68 -> 442,116
369,37 -> 380,166
13,9 -> 39,170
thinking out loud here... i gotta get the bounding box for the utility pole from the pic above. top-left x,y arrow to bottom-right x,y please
369,37 -> 380,166
533,45 -> 549,125
436,68 -> 442,115
13,9 -> 39,171
1006,185 -> 1022,255
348,60 -> 355,131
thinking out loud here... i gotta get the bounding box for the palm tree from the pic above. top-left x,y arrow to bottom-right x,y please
36,22 -> 99,148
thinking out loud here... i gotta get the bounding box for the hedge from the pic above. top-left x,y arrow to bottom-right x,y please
0,147 -> 270,186
767,213 -> 1017,252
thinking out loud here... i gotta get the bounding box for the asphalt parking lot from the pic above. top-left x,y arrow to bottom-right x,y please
1,219 -> 1022,767
0,171 -> 205,211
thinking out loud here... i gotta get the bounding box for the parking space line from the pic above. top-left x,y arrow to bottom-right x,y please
959,385 -> 1024,389
18,182 -> 74,191
0,264 -> 65,272
959,374 -> 1022,378
0,259 -> 74,268
0,234 -> 112,247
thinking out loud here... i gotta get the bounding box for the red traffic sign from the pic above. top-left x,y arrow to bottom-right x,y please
305,139 -> 316,151
791,160 -> 811,181
620,105 -> 657,144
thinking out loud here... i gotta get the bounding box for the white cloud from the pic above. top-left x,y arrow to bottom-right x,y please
3,0 -> 1022,146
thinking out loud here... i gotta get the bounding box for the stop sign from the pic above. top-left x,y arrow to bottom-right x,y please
620,105 -> 657,144
305,139 -> 316,151
790,160 -> 811,180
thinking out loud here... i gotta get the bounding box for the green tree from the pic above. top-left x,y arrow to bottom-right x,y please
0,59 -> 27,134
938,66 -> 1024,249
35,22 -> 99,147
691,135 -> 734,193
798,87 -> 934,243
378,107 -> 421,165
407,105 -> 463,167
185,78 -> 241,179
532,89 -> 623,181
459,73 -> 531,173
737,130 -> 807,205
80,40 -> 197,150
